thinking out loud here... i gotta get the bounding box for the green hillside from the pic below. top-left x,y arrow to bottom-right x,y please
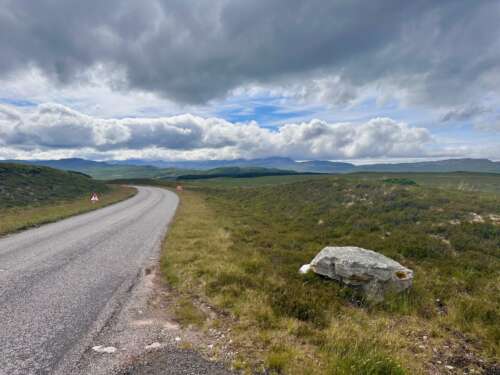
356,158 -> 500,173
0,163 -> 109,208
176,166 -> 306,180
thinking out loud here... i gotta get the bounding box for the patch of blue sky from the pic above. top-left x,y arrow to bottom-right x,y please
0,97 -> 37,107
432,123 -> 490,141
217,102 -> 318,128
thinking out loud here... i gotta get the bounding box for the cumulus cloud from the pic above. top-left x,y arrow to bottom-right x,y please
0,103 -> 432,160
0,1 -> 499,108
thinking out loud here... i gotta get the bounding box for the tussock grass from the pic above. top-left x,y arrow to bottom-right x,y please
161,177 -> 500,374
174,297 -> 207,327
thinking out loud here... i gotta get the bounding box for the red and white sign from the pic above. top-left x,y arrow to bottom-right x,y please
90,192 -> 99,202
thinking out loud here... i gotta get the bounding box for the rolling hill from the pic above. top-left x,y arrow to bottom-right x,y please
0,163 -> 109,208
2,158 -> 111,170
355,158 -> 500,173
176,166 -> 306,180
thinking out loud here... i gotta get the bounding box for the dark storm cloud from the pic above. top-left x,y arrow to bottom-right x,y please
0,0 -> 499,105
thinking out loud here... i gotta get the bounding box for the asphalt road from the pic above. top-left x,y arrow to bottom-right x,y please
0,186 -> 179,375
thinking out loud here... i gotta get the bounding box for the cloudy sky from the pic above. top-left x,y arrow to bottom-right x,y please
0,0 -> 499,162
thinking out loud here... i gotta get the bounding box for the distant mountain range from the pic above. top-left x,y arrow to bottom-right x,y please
108,157 -> 355,172
353,158 -> 500,173
108,156 -> 500,173
3,158 -> 111,170
2,157 -> 500,179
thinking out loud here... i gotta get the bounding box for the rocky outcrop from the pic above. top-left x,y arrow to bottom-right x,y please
301,246 -> 413,301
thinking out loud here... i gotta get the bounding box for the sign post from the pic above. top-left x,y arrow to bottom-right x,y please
90,192 -> 99,203
176,185 -> 183,192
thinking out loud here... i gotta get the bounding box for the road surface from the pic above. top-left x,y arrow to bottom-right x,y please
0,186 -> 179,375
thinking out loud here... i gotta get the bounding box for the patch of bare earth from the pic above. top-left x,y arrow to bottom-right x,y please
74,265 -> 234,375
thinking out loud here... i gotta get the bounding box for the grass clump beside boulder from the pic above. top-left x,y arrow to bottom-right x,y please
161,176 -> 500,374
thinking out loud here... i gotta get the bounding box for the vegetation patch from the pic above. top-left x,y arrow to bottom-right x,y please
161,175 -> 499,374
0,163 -> 136,236
0,163 -> 109,208
176,166 -> 310,180
174,297 -> 207,327
383,178 -> 417,185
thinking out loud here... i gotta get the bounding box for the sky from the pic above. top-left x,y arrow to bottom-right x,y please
0,0 -> 499,162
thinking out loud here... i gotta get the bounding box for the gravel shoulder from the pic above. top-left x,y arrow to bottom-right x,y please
74,263 -> 233,375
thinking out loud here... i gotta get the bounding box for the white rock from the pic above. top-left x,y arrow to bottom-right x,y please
445,365 -> 454,370
309,246 -> 413,301
470,212 -> 484,223
175,336 -> 181,342
299,264 -> 311,274
145,342 -> 162,350
92,345 -> 117,354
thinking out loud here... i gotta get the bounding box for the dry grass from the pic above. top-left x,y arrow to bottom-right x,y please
0,185 -> 136,236
162,192 -> 411,373
161,179 -> 499,374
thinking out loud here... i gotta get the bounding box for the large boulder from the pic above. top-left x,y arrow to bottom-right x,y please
302,246 -> 413,301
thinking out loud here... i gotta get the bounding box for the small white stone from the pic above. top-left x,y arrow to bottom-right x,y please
422,335 -> 428,340
175,336 -> 181,342
145,342 -> 162,350
92,345 -> 117,354
299,264 -> 311,274
445,365 -> 454,370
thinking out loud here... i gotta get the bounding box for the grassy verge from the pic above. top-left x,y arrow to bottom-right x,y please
161,177 -> 499,374
0,185 -> 136,236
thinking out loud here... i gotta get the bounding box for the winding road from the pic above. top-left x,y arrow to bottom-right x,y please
0,186 -> 179,375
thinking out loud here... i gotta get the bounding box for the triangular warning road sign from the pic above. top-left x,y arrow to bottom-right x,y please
90,192 -> 99,202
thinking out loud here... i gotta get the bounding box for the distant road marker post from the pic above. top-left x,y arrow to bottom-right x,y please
90,192 -> 99,203
176,185 -> 184,192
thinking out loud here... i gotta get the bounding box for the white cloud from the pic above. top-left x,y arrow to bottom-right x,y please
0,103 -> 434,161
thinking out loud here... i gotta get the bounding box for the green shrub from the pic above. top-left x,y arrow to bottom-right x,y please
270,283 -> 330,328
383,178 -> 417,186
